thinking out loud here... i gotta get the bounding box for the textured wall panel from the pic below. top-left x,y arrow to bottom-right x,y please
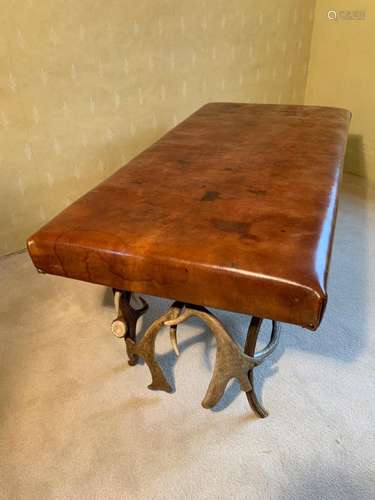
306,1 -> 374,183
0,0 -> 315,255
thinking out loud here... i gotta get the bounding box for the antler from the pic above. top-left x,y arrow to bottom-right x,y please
125,302 -> 184,392
112,291 -> 148,338
165,306 -> 253,408
112,290 -> 149,365
126,301 -> 280,410
166,307 -> 280,408
112,290 -> 127,338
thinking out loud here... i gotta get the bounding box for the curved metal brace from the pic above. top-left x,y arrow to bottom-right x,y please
125,302 -> 183,392
244,317 -> 280,418
252,320 -> 280,365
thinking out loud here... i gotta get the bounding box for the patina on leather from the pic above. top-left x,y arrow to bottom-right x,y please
27,103 -> 351,329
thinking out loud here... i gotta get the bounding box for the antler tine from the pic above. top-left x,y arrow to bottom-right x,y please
164,308 -> 192,326
168,301 -> 184,356
252,321 -> 280,365
170,325 -> 180,356
114,290 -> 121,315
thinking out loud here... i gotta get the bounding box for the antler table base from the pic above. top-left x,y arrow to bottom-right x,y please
112,289 -> 280,417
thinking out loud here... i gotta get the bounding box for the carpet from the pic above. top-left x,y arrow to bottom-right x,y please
1,173 -> 374,499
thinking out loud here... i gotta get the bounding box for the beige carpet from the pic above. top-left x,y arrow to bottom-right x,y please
1,173 -> 374,500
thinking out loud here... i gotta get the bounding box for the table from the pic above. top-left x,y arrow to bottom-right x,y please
27,103 -> 351,417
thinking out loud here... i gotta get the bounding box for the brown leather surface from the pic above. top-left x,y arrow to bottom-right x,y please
27,103 -> 351,329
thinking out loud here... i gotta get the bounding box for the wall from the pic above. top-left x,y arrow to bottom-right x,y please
0,0 -> 315,256
305,1 -> 375,183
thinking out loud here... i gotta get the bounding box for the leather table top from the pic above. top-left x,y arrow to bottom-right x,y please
27,103 -> 351,329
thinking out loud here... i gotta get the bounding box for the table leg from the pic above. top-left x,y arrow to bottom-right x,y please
112,289 -> 148,365
129,302 -> 280,412
244,317 -> 280,418
126,302 -> 183,392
